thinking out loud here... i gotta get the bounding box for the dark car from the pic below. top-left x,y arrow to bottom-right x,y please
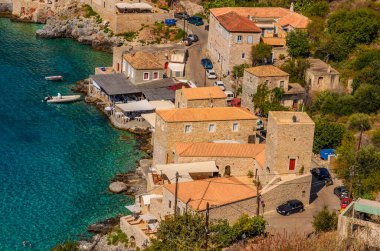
182,37 -> 192,46
201,58 -> 213,69
334,186 -> 348,198
187,34 -> 199,42
311,167 -> 333,186
276,200 -> 304,216
188,16 -> 204,26
174,12 -> 189,20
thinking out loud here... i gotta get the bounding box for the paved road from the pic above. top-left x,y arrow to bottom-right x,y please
177,20 -> 210,87
264,175 -> 342,236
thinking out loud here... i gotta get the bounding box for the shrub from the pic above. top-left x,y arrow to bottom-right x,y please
348,113 -> 372,131
279,54 -> 285,60
372,129 -> 380,148
174,29 -> 186,40
83,4 -> 98,18
313,118 -> 346,153
51,240 -> 78,251
312,206 -> 338,233
286,30 -> 310,58
122,32 -> 137,42
107,227 -> 128,247
247,170 -> 254,178
251,43 -> 272,66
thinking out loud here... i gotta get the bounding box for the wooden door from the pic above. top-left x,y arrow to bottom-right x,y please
289,159 -> 296,171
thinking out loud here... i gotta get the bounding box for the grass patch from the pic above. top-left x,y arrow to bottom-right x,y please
83,4 -> 98,18
174,28 -> 186,40
107,227 -> 128,247
118,32 -> 137,42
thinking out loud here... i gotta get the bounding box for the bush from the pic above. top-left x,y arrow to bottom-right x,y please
51,241 -> 78,251
347,113 -> 371,131
281,58 -> 310,86
107,227 -> 128,247
312,206 -> 338,233
174,29 -> 186,40
372,129 -> 380,148
286,30 -> 310,58
313,118 -> 346,153
354,84 -> 380,114
83,4 -> 98,18
121,32 -> 137,42
232,215 -> 266,240
251,43 -> 272,66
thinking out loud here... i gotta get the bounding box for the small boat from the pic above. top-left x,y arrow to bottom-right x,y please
45,76 -> 63,81
44,95 -> 81,103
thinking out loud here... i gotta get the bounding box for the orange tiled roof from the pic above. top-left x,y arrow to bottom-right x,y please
216,11 -> 261,33
175,142 -> 265,158
210,7 -> 309,29
164,176 -> 257,211
156,107 -> 257,122
245,65 -> 289,77
255,150 -> 266,168
123,51 -> 164,70
262,37 -> 286,46
181,86 -> 226,100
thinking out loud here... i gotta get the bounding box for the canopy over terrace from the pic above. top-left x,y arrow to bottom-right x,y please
354,198 -> 380,216
155,161 -> 219,183
115,100 -> 154,113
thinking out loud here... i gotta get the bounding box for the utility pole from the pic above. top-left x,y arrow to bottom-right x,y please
255,175 -> 260,216
174,171 -> 179,217
204,69 -> 207,87
204,202 -> 210,250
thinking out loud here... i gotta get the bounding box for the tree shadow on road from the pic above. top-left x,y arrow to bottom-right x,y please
309,175 -> 326,204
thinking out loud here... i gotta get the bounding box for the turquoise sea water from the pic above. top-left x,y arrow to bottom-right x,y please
0,18 -> 141,250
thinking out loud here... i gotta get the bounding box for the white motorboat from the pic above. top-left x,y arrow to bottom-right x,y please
45,76 -> 63,81
45,95 -> 81,103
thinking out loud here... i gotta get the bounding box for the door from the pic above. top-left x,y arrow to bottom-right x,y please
289,158 -> 296,171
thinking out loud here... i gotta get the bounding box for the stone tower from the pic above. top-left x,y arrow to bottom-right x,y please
265,111 -> 315,176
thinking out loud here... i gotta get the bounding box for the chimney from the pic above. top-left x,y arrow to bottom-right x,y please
327,65 -> 331,73
290,2 -> 294,12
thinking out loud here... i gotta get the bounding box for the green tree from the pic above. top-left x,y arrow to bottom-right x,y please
347,113 -> 372,131
336,95 -> 356,116
280,58 -> 310,86
251,43 -> 272,66
232,63 -> 250,79
312,206 -> 338,233
313,118 -> 346,153
303,0 -> 329,17
286,30 -> 310,58
204,0 -> 235,13
252,83 -> 270,112
372,129 -> 380,148
354,84 -> 380,114
252,84 -> 288,114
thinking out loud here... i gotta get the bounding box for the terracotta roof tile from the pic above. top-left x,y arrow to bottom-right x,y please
181,86 -> 226,100
210,7 -> 309,29
156,107 -> 257,122
123,51 -> 164,70
255,150 -> 266,168
164,176 -> 257,211
216,11 -> 261,33
175,142 -> 265,158
262,37 -> 286,46
245,65 -> 289,77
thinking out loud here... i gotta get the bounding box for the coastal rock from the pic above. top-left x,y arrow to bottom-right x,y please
139,159 -> 152,169
109,181 -> 128,193
179,0 -> 204,15
87,215 -> 121,234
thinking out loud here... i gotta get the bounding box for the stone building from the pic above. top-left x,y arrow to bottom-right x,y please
161,176 -> 258,223
241,65 -> 305,111
265,111 -> 315,177
207,7 -> 309,75
153,107 -> 258,164
174,142 -> 265,176
174,86 -> 227,108
305,58 -> 340,92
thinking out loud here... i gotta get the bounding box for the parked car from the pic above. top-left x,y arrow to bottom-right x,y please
206,69 -> 217,79
174,12 -> 189,20
213,81 -> 225,91
165,18 -> 177,26
256,119 -> 264,130
188,16 -> 204,26
224,91 -> 234,101
187,34 -> 199,42
182,37 -> 192,46
201,58 -> 213,69
311,167 -> 333,186
230,98 -> 241,107
276,200 -> 304,216
341,197 -> 353,211
334,186 -> 348,198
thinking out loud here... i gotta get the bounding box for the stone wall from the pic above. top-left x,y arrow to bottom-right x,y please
241,72 -> 289,112
305,70 -> 340,92
174,90 -> 227,108
261,174 -> 312,213
175,155 -> 256,177
153,115 -> 257,164
112,46 -> 131,72
113,12 -> 173,34
0,0 -> 12,14
120,216 -> 150,248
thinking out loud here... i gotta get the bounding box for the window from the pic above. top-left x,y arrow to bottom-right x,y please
143,72 -> 149,80
280,81 -> 285,89
168,200 -> 172,208
232,122 -> 239,132
318,77 -> 323,85
242,53 -> 245,59
236,35 -> 242,43
247,35 -> 253,44
184,124 -> 192,133
153,72 -> 159,80
208,124 -> 216,132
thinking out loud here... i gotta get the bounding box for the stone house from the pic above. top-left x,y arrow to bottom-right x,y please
161,176 -> 258,223
241,65 -> 305,111
174,86 -> 227,108
261,37 -> 288,62
207,7 -> 309,75
305,58 -> 340,92
174,142 -> 265,176
152,107 -> 258,164
264,111 -> 314,180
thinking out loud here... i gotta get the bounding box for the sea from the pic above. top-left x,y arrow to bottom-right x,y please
0,18 -> 142,250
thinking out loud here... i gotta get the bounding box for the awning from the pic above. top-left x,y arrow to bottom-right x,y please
141,194 -> 163,205
115,2 -> 153,10
168,62 -> 185,73
354,199 -> 380,216
115,100 -> 153,112
155,161 -> 218,183
125,204 -> 141,213
148,100 -> 175,110
141,113 -> 156,128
